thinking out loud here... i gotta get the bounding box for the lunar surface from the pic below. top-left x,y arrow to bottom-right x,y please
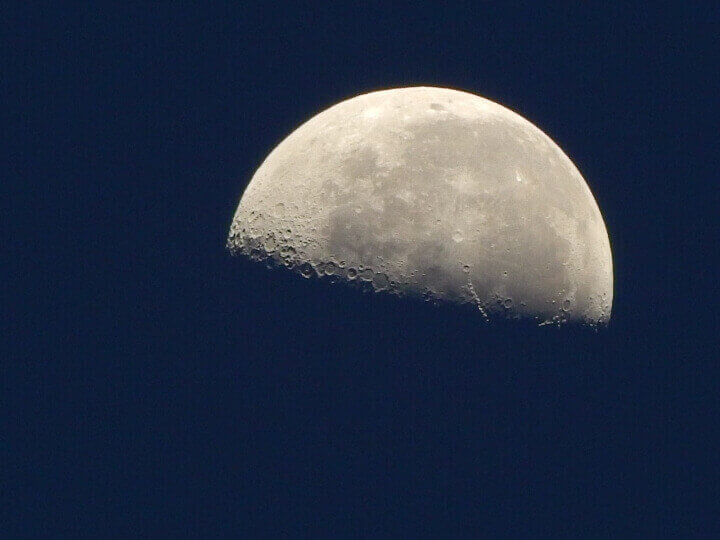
228,87 -> 613,326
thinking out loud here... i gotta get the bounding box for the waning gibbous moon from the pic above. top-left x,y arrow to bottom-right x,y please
228,87 -> 613,327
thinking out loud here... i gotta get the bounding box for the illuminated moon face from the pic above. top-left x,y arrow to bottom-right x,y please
228,87 -> 613,327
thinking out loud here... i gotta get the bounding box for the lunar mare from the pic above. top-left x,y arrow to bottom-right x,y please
228,87 -> 613,326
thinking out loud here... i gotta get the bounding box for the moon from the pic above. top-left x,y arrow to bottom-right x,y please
228,87 -> 613,327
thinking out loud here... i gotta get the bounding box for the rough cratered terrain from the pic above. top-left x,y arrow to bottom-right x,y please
228,87 -> 613,327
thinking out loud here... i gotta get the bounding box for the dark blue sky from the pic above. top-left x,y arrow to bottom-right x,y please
7,3 -> 718,537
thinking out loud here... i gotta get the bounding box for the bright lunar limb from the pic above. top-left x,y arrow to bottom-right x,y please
228,87 -> 613,327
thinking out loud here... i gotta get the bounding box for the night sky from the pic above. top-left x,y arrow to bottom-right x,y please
7,3 -> 718,537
